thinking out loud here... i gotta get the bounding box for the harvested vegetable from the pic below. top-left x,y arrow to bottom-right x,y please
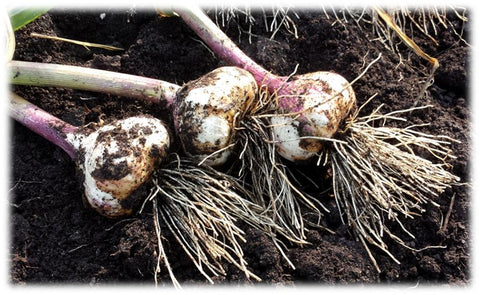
9,61 -> 256,166
176,6 -> 460,270
9,64 -> 290,283
9,91 -> 286,284
9,59 -> 311,246
174,66 -> 257,165
9,60 -> 302,264
178,7 -> 356,162
9,92 -> 170,218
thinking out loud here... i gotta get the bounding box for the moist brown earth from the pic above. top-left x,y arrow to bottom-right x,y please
9,7 -> 470,285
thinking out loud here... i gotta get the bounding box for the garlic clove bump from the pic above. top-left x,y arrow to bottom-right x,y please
70,116 -> 169,218
174,66 -> 257,166
271,72 -> 356,162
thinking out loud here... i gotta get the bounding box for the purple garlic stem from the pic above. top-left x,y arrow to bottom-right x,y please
177,7 -> 356,162
10,92 -> 171,218
10,92 -> 78,159
177,6 -> 286,91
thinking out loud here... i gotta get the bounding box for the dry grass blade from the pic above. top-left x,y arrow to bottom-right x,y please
329,103 -> 459,271
327,6 -> 468,99
372,7 -> 439,101
373,6 -> 439,69
30,32 -> 124,51
328,6 -> 468,54
145,155 -> 288,284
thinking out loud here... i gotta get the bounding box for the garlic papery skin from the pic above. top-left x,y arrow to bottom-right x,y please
271,72 -> 356,162
174,66 -> 257,166
68,116 -> 169,218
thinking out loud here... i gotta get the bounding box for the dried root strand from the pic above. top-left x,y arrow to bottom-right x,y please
234,86 -> 326,247
213,5 -> 298,42
237,113 -> 307,245
326,6 -> 468,99
152,197 -> 179,287
146,155 -> 288,284
329,103 -> 459,271
327,6 -> 468,52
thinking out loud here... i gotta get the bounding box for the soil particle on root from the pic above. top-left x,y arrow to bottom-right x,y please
10,8 -> 470,285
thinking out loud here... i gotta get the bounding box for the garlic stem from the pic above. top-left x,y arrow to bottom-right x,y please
9,60 -> 180,108
10,92 -> 78,158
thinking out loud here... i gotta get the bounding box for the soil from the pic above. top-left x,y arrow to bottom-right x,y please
9,7 -> 470,286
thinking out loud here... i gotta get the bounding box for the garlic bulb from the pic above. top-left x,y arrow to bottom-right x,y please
68,116 -> 170,218
174,66 -> 257,166
271,72 -> 356,162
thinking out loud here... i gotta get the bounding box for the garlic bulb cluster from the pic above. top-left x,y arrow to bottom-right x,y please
271,72 -> 356,162
174,66 -> 257,166
68,116 -> 170,218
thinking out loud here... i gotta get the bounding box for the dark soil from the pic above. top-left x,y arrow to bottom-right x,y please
9,7 -> 470,286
